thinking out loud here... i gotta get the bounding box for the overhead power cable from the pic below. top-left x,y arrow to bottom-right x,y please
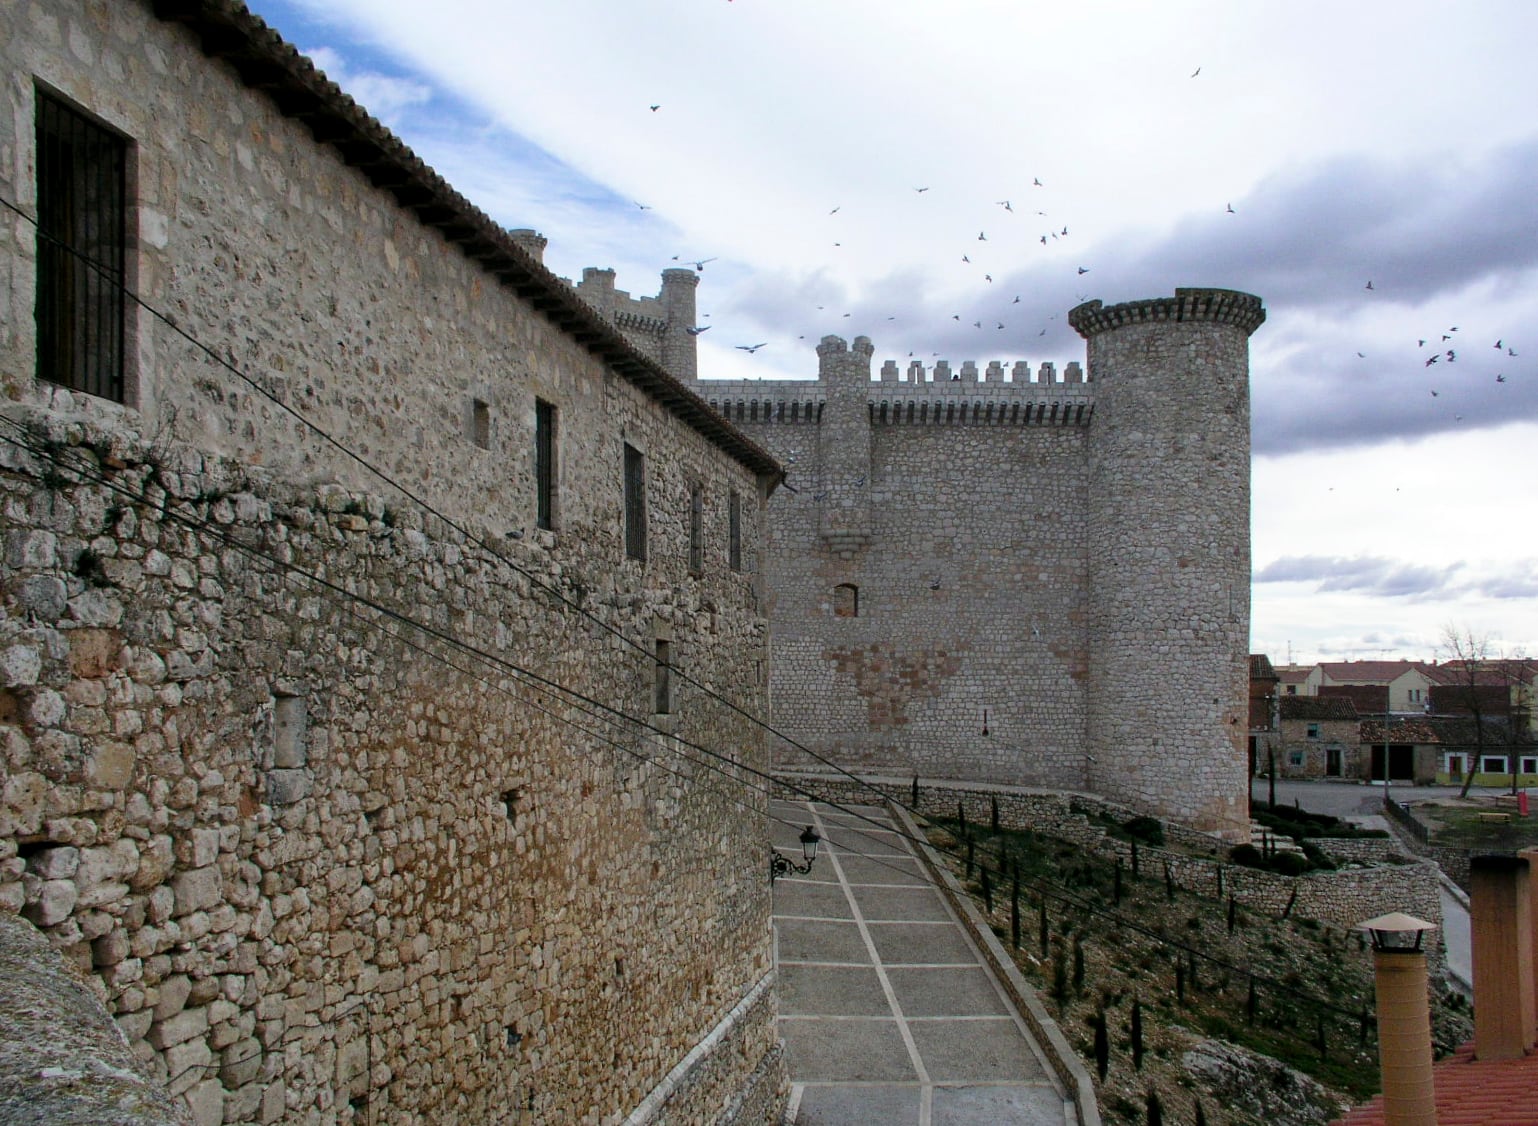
0,192 -> 907,819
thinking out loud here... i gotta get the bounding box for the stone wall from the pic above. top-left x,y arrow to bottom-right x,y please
0,416 -> 781,1123
0,911 -> 191,1125
700,289 -> 1264,839
1,3 -> 785,1121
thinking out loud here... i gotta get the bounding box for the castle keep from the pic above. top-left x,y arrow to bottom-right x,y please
694,289 -> 1265,839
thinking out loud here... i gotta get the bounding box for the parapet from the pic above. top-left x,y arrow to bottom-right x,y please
1068,288 -> 1266,339
571,266 -> 701,373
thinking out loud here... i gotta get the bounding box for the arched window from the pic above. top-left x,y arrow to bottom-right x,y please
833,584 -> 858,618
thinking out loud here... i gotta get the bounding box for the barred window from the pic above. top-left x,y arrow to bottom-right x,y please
623,443 -> 646,561
36,91 -> 128,402
535,399 -> 557,530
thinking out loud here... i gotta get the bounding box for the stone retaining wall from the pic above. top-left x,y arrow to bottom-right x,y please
777,773 -> 1442,957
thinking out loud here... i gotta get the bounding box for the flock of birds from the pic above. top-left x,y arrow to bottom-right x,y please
637,77 -> 1527,431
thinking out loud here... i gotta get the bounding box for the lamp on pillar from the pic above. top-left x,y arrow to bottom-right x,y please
1357,912 -> 1439,1126
770,826 -> 821,883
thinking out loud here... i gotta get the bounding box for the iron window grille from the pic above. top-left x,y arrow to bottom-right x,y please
623,443 -> 646,561
36,91 -> 127,403
535,399 -> 556,530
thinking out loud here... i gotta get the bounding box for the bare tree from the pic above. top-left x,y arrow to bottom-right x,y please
1436,625 -> 1531,797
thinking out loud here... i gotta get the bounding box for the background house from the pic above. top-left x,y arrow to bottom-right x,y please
1276,696 -> 1362,779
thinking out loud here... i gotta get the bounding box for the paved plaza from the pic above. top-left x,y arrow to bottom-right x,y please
771,800 -> 1077,1125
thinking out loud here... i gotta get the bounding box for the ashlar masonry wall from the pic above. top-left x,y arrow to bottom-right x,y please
701,348 -> 1093,791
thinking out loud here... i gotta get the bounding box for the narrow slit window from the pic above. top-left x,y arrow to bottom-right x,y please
688,485 -> 704,574
654,639 -> 671,715
728,489 -> 742,572
623,443 -> 646,561
471,399 -> 491,449
35,91 -> 128,403
535,398 -> 556,530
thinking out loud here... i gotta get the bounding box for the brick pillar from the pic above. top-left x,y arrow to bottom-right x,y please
1469,854 -> 1536,1059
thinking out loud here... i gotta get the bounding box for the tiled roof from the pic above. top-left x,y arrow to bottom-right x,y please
147,1 -> 782,480
1278,667 -> 1313,685
1280,696 -> 1359,721
1332,1042 -> 1538,1126
1318,660 -> 1430,685
1358,715 -> 1497,746
1250,654 -> 1279,680
1319,684 -> 1390,714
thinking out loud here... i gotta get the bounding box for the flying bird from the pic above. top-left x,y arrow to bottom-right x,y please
962,255 -> 971,263
1364,280 -> 1374,290
1357,352 -> 1366,358
1446,350 -> 1456,362
1226,203 -> 1235,214
1425,356 -> 1439,367
1061,226 -> 1069,236
1190,66 -> 1201,77
972,321 -> 982,328
1494,339 -> 1503,349
1040,236 -> 1047,245
1430,389 -> 1439,395
685,325 -> 711,336
914,186 -> 929,193
1417,339 -> 1426,347
1496,374 -> 1507,383
984,274 -> 993,282
636,201 -> 652,210
688,257 -> 717,271
997,200 -> 1013,211
1013,295 -> 1021,303
829,206 -> 840,214
736,343 -> 767,353
1509,347 -> 1519,356
996,322 -> 1005,329
1033,177 -> 1043,187
649,104 -> 660,111
1077,266 -> 1090,275
978,231 -> 987,241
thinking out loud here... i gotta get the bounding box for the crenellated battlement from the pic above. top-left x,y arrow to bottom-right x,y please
565,266 -> 700,375
1069,287 -> 1266,338
695,343 -> 1092,428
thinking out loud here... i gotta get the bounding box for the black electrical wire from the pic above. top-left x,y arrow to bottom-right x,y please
2,200 -> 1382,1023
0,192 -> 911,820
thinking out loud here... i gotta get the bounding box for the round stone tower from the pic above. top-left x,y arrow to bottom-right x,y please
1069,288 -> 1266,840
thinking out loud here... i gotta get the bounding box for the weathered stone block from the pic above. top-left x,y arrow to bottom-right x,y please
0,645 -> 42,688
23,878 -> 78,927
266,769 -> 311,805
149,1005 -> 210,1050
171,867 -> 224,916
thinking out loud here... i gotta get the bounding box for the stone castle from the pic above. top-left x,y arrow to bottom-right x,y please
584,270 -> 1266,839
1,0 -> 1261,1122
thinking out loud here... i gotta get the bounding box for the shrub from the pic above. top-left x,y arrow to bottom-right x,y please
1124,816 -> 1165,846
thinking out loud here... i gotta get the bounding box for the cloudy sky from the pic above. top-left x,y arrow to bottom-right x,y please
248,0 -> 1538,666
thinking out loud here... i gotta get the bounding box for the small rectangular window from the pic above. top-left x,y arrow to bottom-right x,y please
688,485 -> 703,574
1288,751 -> 1305,767
728,489 -> 742,572
623,443 -> 646,561
1521,756 -> 1537,776
36,91 -> 128,403
535,399 -> 556,530
471,399 -> 491,449
1306,723 -> 1319,739
1481,756 -> 1508,775
654,639 -> 671,715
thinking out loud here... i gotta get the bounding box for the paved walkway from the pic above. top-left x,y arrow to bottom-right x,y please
771,799 -> 1074,1125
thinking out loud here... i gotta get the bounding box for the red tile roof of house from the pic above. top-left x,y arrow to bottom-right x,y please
1331,1042 -> 1538,1125
1318,660 -> 1432,685
1279,696 -> 1359,721
1251,653 -> 1280,681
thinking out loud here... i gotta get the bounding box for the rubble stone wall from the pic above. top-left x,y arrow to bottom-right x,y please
0,415 -> 782,1123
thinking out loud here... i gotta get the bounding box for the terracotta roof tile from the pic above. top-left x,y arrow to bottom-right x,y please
1279,696 -> 1359,721
1332,1043 -> 1538,1126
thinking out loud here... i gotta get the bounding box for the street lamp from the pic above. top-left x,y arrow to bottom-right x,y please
770,826 -> 821,882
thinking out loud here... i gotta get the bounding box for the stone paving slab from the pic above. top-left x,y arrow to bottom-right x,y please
887,966 -> 1012,1017
796,1084 -> 923,1125
776,918 -> 870,964
867,921 -> 977,966
779,1017 -> 917,1083
779,964 -> 893,1016
772,800 -> 1072,1124
909,1018 -> 1050,1083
